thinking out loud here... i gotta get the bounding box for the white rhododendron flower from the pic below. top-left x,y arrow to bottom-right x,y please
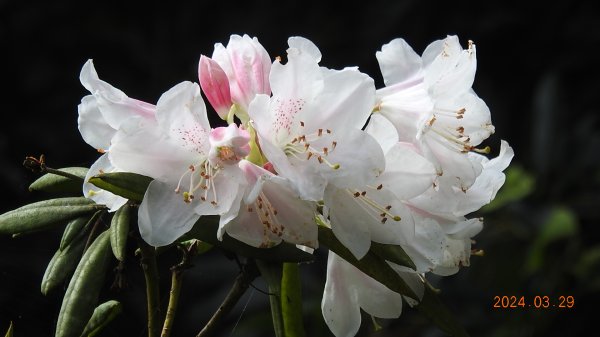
322,252 -> 424,337
109,82 -> 248,246
72,33 -> 513,337
249,37 -> 384,201
78,59 -> 156,211
376,36 -> 496,192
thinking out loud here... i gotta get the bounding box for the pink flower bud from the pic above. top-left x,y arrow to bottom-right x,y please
212,34 -> 271,111
198,55 -> 232,119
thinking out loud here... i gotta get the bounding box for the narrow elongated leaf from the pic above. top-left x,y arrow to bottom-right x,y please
80,300 -> 122,337
184,216 -> 314,263
60,217 -> 90,251
55,230 -> 112,337
42,234 -> 87,295
110,205 -> 130,261
88,172 -> 152,202
29,167 -> 89,194
317,226 -> 417,299
0,204 -> 101,236
370,242 -> 416,270
6,197 -> 93,213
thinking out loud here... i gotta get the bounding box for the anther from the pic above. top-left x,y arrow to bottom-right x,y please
392,216 -> 401,221
306,152 -> 313,160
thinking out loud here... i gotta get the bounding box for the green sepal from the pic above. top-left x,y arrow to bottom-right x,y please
183,216 -> 314,263
55,230 -> 113,337
42,232 -> 87,295
317,225 -> 417,299
29,167 -> 89,194
80,300 -> 123,337
88,172 -> 153,202
0,198 -> 101,236
4,322 -> 13,337
110,205 -> 131,261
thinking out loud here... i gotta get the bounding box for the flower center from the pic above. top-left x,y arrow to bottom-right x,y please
423,107 -> 490,154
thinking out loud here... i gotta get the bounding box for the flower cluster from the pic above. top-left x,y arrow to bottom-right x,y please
78,34 -> 512,337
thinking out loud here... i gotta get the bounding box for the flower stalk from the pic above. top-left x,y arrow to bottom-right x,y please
138,239 -> 161,337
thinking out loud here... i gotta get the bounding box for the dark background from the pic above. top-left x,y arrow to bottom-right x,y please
1,0 -> 599,336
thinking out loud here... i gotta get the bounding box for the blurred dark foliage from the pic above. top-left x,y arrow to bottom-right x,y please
1,0 -> 599,336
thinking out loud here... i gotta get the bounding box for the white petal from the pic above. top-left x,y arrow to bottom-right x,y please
354,266 -> 403,318
320,129 -> 385,190
322,252 -> 362,337
443,218 -> 483,239
376,38 -> 423,86
77,95 -> 115,150
156,81 -> 211,155
193,165 -> 246,216
83,153 -> 128,212
422,36 -> 477,98
308,67 -> 376,132
376,142 -> 436,200
325,186 -> 372,259
288,36 -> 322,63
365,113 -> 399,154
138,180 -> 200,247
270,47 -> 323,101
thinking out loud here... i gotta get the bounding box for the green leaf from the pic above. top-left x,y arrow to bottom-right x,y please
29,167 -> 89,194
4,322 -> 13,337
183,216 -> 314,263
110,205 -> 131,261
370,242 -> 416,270
55,230 -> 113,337
60,217 -> 90,251
317,225 -> 417,299
42,233 -> 87,295
88,172 -> 153,202
415,285 -> 470,337
80,300 -> 123,337
0,198 -> 101,236
481,165 -> 535,212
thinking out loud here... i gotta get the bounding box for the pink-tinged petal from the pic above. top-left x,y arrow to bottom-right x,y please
83,153 -> 128,212
223,161 -> 318,248
80,60 -> 155,129
322,252 -> 362,337
213,35 -> 271,110
376,142 -> 437,200
108,125 -> 195,185
156,81 -> 211,156
376,38 -> 423,86
208,124 -> 250,166
138,180 -> 200,247
77,95 -> 115,150
198,55 -> 232,119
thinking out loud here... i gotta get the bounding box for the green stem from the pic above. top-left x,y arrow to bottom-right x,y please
138,240 -> 161,337
44,166 -> 85,183
281,262 -> 306,337
256,260 -> 284,337
161,268 -> 183,337
196,261 -> 259,337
